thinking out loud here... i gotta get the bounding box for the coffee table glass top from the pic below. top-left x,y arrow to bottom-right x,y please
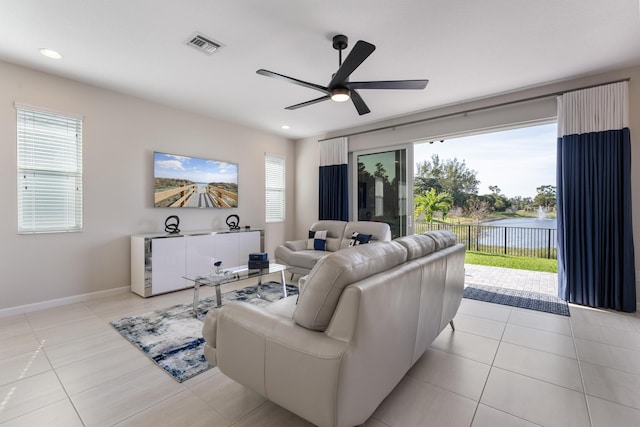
183,263 -> 288,285
183,263 -> 290,317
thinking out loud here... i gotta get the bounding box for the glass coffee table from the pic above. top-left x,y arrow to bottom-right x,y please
183,263 -> 290,316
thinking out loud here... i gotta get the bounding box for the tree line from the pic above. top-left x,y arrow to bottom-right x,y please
414,155 -> 556,223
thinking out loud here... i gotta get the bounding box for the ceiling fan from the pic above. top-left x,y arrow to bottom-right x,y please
257,34 -> 429,115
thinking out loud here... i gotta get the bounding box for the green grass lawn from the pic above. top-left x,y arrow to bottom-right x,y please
465,251 -> 558,273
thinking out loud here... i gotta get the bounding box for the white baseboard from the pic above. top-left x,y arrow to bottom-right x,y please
0,286 -> 130,318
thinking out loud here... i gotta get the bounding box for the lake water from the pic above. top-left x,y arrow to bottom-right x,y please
482,217 -> 557,229
479,217 -> 557,250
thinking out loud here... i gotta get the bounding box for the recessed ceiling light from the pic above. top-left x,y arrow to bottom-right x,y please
281,125 -> 290,130
40,48 -> 62,59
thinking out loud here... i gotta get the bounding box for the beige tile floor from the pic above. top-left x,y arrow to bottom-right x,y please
1,268 -> 640,426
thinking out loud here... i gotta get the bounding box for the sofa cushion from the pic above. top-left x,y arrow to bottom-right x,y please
340,221 -> 392,249
307,230 -> 328,250
293,241 -> 408,331
348,231 -> 372,247
394,234 -> 437,260
423,230 -> 457,250
310,220 -> 348,252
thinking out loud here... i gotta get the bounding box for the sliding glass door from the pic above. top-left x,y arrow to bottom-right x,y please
353,146 -> 412,238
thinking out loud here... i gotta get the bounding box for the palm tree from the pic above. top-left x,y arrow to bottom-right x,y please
414,188 -> 454,223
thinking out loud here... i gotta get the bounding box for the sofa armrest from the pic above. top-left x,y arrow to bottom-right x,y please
213,302 -> 348,426
284,239 -> 308,251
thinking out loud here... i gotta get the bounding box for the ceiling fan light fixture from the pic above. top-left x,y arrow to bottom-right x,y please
331,88 -> 350,102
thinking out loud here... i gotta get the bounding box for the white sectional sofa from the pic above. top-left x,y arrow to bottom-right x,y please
202,230 -> 465,427
274,220 -> 392,277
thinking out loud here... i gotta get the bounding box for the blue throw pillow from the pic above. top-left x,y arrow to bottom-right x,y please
307,230 -> 327,251
349,232 -> 372,247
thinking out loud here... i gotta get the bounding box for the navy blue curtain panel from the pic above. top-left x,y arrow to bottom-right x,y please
319,137 -> 349,221
556,82 -> 636,312
557,129 -> 636,311
319,164 -> 348,220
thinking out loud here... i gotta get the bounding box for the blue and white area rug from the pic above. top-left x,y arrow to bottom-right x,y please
463,284 -> 570,316
111,282 -> 298,382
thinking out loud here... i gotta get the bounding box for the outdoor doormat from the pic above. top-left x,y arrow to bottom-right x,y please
463,284 -> 570,316
111,282 -> 298,382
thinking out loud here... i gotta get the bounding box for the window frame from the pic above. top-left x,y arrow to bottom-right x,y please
265,154 -> 286,223
16,103 -> 84,234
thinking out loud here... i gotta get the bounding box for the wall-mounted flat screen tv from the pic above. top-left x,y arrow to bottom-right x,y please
154,151 -> 238,208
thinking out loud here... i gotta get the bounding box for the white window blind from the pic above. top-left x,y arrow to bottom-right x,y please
265,154 -> 285,223
16,106 -> 83,234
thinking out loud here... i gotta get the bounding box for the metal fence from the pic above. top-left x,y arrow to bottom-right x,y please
415,222 -> 557,259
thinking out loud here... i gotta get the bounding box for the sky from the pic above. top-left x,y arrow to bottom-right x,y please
414,123 -> 557,199
154,152 -> 238,184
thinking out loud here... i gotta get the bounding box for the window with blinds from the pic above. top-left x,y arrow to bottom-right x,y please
265,154 -> 285,223
16,105 -> 83,234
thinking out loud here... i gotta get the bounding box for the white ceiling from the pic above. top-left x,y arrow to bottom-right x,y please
2,1 -> 640,139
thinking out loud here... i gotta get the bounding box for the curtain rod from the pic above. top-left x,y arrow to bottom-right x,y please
318,78 -> 630,142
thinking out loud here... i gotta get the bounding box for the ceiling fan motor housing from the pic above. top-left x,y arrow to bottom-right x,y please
332,34 -> 348,51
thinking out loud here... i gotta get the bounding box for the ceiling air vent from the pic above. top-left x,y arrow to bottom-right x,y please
186,32 -> 221,55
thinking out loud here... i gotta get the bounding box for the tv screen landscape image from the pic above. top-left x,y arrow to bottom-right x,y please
154,152 -> 238,208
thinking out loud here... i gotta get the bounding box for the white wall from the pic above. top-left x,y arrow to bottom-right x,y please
0,60 -> 295,311
294,66 -> 640,305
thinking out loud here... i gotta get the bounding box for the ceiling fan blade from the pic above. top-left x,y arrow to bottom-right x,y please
285,95 -> 331,110
345,79 -> 429,90
350,90 -> 370,115
257,69 -> 329,94
328,40 -> 376,89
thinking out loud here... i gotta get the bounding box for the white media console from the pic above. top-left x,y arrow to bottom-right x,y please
131,229 -> 263,297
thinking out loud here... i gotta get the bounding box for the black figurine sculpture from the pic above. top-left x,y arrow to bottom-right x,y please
165,215 -> 180,234
226,214 -> 240,230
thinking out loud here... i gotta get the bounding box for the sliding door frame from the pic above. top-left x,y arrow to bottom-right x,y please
350,143 -> 414,237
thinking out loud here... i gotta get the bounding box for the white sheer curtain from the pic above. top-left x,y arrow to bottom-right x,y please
557,81 -> 629,136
